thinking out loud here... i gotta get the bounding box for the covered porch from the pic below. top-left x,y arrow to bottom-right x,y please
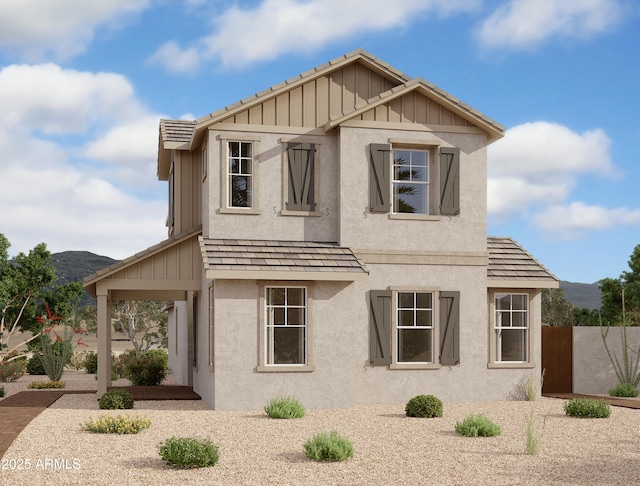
84,228 -> 202,396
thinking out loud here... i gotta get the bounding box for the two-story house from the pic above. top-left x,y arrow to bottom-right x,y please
85,49 -> 558,410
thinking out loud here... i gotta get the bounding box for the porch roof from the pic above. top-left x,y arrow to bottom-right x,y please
487,236 -> 559,289
199,237 -> 369,281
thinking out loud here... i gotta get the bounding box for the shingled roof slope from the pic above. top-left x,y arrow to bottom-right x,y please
200,238 -> 368,281
487,236 -> 558,285
160,119 -> 196,144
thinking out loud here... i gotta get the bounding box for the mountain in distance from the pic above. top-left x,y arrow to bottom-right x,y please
560,281 -> 601,311
51,251 -> 118,307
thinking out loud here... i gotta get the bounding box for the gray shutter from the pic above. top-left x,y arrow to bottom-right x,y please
369,144 -> 390,213
440,147 -> 460,215
439,291 -> 460,366
287,143 -> 315,211
369,290 -> 392,365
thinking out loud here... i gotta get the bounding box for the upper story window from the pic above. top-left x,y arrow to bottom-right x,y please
494,293 -> 529,363
369,143 -> 460,217
228,141 -> 253,208
393,149 -> 429,214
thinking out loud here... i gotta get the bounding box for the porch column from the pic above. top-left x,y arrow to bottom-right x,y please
96,292 -> 112,397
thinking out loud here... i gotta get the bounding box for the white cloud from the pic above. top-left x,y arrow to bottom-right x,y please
147,41 -> 201,74
477,0 -> 623,49
534,202 -> 640,237
0,0 -> 150,61
0,64 -> 144,134
487,121 -> 613,219
0,63 -> 168,259
165,0 -> 480,68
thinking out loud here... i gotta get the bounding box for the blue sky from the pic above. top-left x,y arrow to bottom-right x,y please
0,0 -> 638,284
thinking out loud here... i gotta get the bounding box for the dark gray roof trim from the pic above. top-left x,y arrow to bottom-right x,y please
200,238 -> 368,275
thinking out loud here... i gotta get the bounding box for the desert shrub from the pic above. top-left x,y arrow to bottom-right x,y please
27,380 -> 65,389
26,354 -> 46,375
0,358 -> 26,382
0,385 -> 5,397
405,394 -> 443,418
158,437 -> 219,468
99,389 -> 134,410
609,382 -> 639,398
126,350 -> 168,386
67,351 -> 88,371
113,350 -> 137,379
264,396 -> 305,419
564,398 -> 611,418
84,352 -> 98,374
304,431 -> 354,462
455,414 -> 501,437
82,414 -> 151,434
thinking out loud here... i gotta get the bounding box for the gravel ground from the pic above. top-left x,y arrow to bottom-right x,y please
2,372 -> 640,485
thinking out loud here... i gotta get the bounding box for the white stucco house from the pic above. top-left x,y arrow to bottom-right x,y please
85,49 -> 558,410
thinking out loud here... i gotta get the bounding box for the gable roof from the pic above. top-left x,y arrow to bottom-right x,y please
157,49 -> 505,177
487,236 -> 558,288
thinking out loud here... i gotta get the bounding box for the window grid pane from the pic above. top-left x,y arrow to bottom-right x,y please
266,287 -> 307,365
392,149 -> 429,214
397,292 -> 433,364
494,293 -> 529,362
228,141 -> 253,208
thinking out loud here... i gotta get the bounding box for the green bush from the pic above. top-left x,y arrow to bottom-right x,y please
82,414 -> 151,434
27,380 -> 65,389
405,394 -> 443,418
564,398 -> 611,418
0,385 -> 5,397
264,396 -> 306,419
158,437 -> 219,468
304,431 -> 354,462
26,354 -> 46,375
84,352 -> 98,374
126,350 -> 169,386
113,350 -> 137,379
0,359 -> 26,382
455,414 -> 501,437
609,382 -> 639,398
99,389 -> 134,410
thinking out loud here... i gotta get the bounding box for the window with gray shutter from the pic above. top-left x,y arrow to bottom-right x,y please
369,290 -> 392,365
369,144 -> 391,213
439,291 -> 460,365
287,143 -> 315,211
439,147 -> 460,215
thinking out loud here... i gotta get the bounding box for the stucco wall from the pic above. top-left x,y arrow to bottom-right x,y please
205,130 -> 339,243
201,263 -> 541,410
338,126 -> 488,253
573,327 -> 640,394
167,301 -> 189,385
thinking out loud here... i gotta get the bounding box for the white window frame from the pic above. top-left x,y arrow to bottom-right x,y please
219,135 -> 261,214
493,292 -> 530,364
389,287 -> 440,370
228,141 -> 253,208
257,282 -> 314,372
396,290 -> 435,364
392,148 -> 430,215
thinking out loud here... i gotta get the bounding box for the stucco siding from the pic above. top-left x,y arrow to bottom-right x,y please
338,126 -> 487,253
201,261 -> 540,410
205,130 -> 339,243
573,327 -> 640,394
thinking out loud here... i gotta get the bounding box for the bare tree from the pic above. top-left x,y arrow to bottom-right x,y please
112,301 -> 168,356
